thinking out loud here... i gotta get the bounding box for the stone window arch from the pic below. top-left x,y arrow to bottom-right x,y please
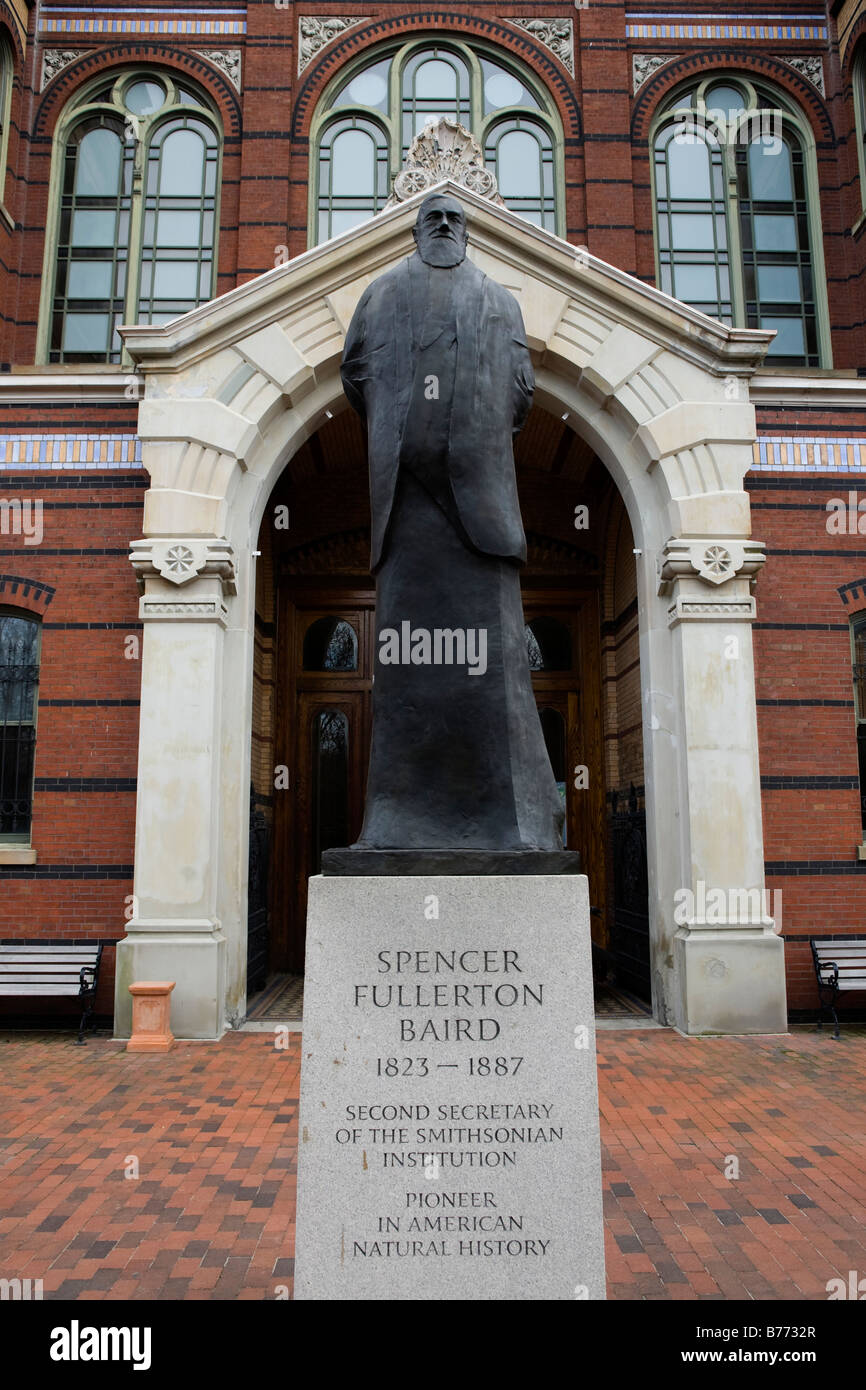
38,69 -> 221,364
650,74 -> 831,366
312,36 -> 564,242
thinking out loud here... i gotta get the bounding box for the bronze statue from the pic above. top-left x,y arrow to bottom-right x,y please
328,192 -> 570,869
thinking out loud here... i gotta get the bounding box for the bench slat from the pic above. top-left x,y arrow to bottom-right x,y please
0,984 -> 85,996
0,971 -> 93,982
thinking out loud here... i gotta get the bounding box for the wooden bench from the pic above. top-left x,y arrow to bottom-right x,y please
811,938 -> 866,1038
0,942 -> 103,1044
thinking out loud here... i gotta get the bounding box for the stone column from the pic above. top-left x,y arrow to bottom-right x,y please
114,539 -> 237,1040
657,538 -> 787,1034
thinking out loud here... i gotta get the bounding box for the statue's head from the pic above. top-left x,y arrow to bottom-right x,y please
413,193 -> 468,267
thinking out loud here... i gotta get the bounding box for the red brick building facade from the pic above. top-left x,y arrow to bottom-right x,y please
1,0 -> 865,1027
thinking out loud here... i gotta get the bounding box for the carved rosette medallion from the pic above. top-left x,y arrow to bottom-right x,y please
386,118 -> 505,208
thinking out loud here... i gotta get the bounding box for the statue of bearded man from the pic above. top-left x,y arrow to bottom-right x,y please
336,191 -> 565,859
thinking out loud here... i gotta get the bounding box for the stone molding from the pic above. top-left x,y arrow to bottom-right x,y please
298,16 -> 370,74
510,18 -> 574,76
139,598 -> 229,625
657,538 -> 766,594
41,49 -> 89,90
386,119 -> 504,208
780,55 -> 825,95
667,596 -> 757,627
632,54 -> 681,94
192,48 -> 242,92
129,538 -> 237,595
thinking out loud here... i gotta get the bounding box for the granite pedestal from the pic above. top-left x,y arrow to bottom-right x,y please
294,874 -> 606,1300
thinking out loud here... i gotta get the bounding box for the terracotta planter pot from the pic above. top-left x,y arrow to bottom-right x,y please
126,982 -> 175,1053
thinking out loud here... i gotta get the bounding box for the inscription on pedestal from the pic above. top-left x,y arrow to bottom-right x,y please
294,875 -> 606,1300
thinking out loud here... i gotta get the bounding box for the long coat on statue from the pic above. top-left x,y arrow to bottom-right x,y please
339,248 -> 564,853
341,252 -> 534,570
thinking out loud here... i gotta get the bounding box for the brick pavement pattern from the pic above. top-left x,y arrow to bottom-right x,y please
0,1028 -> 864,1300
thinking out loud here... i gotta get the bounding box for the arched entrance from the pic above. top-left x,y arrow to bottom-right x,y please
114,178 -> 787,1039
248,405 -> 621,988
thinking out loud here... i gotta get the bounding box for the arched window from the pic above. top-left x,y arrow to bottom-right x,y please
851,614 -> 866,839
41,70 -> 221,364
0,32 -> 13,207
317,117 -> 389,242
652,76 -> 829,366
312,39 -> 563,243
0,611 -> 40,842
854,45 -> 866,213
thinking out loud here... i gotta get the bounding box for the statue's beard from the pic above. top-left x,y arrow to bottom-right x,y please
416,233 -> 466,268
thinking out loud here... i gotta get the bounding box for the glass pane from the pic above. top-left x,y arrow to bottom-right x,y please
332,127 -> 375,195
673,263 -> 719,301
484,68 -> 525,110
62,312 -> 110,352
670,213 -> 716,249
159,129 -> 204,194
342,62 -> 390,110
756,264 -> 801,303
155,210 -> 202,246
67,260 -> 114,298
753,214 -> 797,251
762,316 -> 806,356
525,617 -> 572,671
704,84 -> 746,122
749,139 -> 793,201
667,136 -> 712,199
75,128 -> 121,196
328,208 -> 373,236
304,617 -> 358,672
415,59 -> 457,100
312,710 -> 349,869
497,129 -> 541,199
70,209 -> 117,246
152,261 -> 199,300
125,80 -> 166,115
538,708 -> 567,845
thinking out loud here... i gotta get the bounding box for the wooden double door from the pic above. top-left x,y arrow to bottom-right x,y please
270,580 -> 604,974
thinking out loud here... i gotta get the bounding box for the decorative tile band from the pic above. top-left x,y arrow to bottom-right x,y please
1,434 -> 863,474
752,438 -> 866,472
625,13 -> 827,40
0,435 -> 142,469
39,10 -> 247,37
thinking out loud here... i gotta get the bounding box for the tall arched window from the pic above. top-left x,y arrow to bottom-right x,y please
313,39 -> 562,243
0,611 -> 40,843
852,613 -> 866,839
854,45 -> 866,213
41,70 -> 221,364
0,32 -> 13,207
651,76 -> 829,366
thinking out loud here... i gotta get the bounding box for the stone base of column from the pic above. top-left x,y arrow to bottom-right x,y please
674,927 -> 787,1034
114,922 -> 226,1040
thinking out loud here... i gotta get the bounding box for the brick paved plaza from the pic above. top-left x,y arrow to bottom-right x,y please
0,1027 -> 864,1301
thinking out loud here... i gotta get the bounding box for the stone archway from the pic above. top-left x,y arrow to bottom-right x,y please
114,180 -> 786,1039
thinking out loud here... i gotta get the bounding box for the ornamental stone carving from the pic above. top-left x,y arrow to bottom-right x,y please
298,17 -> 371,74
510,18 -> 574,76
129,538 -> 237,595
41,50 -> 89,91
385,119 -> 504,209
632,54 -> 681,94
780,55 -> 825,95
657,538 -> 766,593
193,49 -> 242,92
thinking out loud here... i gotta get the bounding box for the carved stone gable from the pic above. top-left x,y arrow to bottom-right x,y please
386,118 -> 504,208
